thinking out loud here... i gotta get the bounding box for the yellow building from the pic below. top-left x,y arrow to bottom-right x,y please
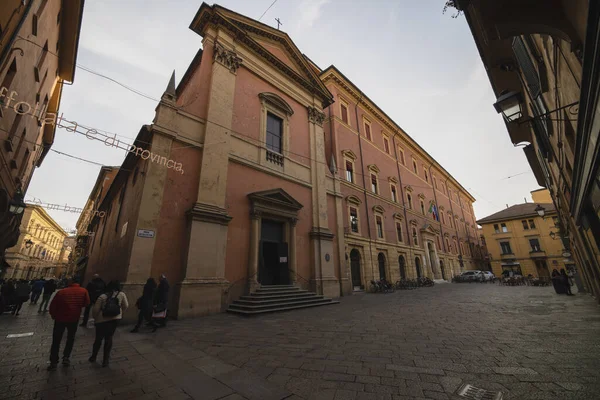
477,189 -> 575,278
3,205 -> 68,279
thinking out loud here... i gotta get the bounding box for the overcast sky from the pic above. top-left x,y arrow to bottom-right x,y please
27,0 -> 541,232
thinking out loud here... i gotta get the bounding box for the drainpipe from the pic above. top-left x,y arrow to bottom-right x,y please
446,179 -> 464,272
391,134 -> 415,278
328,105 -> 344,295
0,2 -> 33,73
353,92 -> 376,281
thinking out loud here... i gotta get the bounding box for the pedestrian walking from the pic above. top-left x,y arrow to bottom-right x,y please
151,274 -> 169,332
13,280 -> 31,316
81,274 -> 106,327
89,280 -> 128,367
47,277 -> 90,370
30,278 -> 45,304
131,277 -> 156,333
38,279 -> 57,313
1,279 -> 16,315
560,269 -> 574,296
551,269 -> 565,294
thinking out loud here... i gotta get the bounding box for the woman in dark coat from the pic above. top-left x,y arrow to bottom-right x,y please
560,269 -> 574,296
130,278 -> 157,333
151,274 -> 169,332
551,269 -> 565,294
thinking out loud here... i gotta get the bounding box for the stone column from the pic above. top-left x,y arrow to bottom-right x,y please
248,210 -> 261,292
289,217 -> 297,285
177,33 -> 240,318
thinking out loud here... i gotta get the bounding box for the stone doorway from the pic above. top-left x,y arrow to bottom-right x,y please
259,219 -> 289,285
398,255 -> 406,279
440,260 -> 446,280
378,253 -> 386,280
350,249 -> 363,290
415,257 -> 422,278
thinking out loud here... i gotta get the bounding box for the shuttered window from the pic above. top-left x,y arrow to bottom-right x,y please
512,36 -> 541,98
266,112 -> 283,153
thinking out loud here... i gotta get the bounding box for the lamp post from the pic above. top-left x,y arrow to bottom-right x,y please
534,204 -> 546,218
9,191 -> 26,215
493,91 -> 524,122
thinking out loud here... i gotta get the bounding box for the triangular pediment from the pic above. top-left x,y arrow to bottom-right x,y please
420,223 -> 440,235
190,4 -> 333,107
248,188 -> 303,211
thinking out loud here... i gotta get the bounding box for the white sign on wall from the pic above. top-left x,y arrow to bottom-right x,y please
137,229 -> 155,238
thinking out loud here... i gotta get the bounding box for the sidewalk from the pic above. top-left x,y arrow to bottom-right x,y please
0,303 -> 295,400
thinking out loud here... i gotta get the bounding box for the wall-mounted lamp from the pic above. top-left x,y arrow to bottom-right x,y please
9,191 -> 26,215
493,90 -> 524,122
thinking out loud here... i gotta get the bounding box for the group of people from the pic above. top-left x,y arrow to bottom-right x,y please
551,268 -> 574,296
0,277 -> 58,315
1,273 -> 171,371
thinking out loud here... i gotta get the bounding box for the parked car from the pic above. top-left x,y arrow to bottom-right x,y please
459,270 -> 482,282
481,271 -> 495,281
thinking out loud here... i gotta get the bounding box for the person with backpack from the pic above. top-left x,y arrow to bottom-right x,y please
89,280 -> 128,367
30,278 -> 45,304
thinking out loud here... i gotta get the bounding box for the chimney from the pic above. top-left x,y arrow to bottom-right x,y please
524,197 -> 527,203
506,204 -> 509,208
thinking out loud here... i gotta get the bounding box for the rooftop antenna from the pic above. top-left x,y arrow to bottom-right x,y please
275,17 -> 283,30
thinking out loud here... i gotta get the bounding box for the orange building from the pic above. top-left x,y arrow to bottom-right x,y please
84,3 -> 482,319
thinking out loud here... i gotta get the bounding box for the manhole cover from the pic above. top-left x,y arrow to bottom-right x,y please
456,384 -> 503,400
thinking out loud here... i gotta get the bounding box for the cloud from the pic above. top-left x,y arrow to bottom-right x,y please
294,0 -> 330,31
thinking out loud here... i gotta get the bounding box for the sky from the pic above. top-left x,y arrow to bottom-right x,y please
27,0 -> 542,232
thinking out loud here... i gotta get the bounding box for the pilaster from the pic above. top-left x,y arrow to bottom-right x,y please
178,33 -> 240,318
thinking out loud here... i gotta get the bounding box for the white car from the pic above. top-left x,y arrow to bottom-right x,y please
481,271 -> 495,281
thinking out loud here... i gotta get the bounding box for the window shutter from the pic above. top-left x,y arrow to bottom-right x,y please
512,36 -> 541,98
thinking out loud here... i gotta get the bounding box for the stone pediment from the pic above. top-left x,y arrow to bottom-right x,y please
190,4 -> 333,107
248,188 -> 303,212
420,223 -> 440,235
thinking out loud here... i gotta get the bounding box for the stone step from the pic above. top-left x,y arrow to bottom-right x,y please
240,292 -> 316,301
252,288 -> 306,295
235,294 -> 325,306
256,284 -> 297,290
227,299 -> 339,315
229,297 -> 333,311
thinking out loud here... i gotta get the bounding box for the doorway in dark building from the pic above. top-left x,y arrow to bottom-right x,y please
378,253 -> 386,280
350,249 -> 363,290
415,257 -> 422,278
398,255 -> 406,279
259,219 -> 289,285
440,260 -> 446,280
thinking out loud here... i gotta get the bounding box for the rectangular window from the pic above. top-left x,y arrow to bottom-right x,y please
0,59 -> 17,104
501,223 -> 508,233
396,222 -> 403,242
34,41 -> 49,82
391,185 -> 397,202
340,102 -> 348,124
371,174 -> 378,194
407,194 -> 412,209
500,241 -> 512,254
398,148 -> 405,165
376,216 -> 383,239
350,207 -> 359,233
18,149 -> 30,177
412,159 -> 418,174
441,211 -> 445,224
383,137 -> 390,154
266,112 -> 283,153
37,0 -> 49,16
494,224 -> 500,233
345,161 -> 353,183
424,168 -> 429,183
364,120 -> 372,141
529,238 -> 541,252
528,219 -> 536,229
433,176 -> 437,189
522,220 -> 529,230
420,200 -> 425,215
32,14 -> 38,36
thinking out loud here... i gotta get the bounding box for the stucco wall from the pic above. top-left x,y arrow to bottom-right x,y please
224,161 -> 314,284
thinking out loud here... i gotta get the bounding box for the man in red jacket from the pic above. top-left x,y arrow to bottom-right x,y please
48,277 -> 90,370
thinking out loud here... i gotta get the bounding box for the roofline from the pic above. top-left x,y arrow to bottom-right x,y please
75,166 -> 119,227
320,64 -> 476,202
69,0 -> 86,83
476,204 -> 557,224
27,205 -> 68,235
176,48 -> 203,97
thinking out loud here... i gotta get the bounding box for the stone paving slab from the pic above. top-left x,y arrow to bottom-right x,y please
2,283 -> 600,399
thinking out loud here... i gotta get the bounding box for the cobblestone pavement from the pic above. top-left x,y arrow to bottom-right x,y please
1,283 -> 600,400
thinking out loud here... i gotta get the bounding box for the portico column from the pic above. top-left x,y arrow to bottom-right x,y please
289,217 -> 297,285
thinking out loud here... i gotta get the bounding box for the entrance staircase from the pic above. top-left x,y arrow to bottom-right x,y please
227,285 -> 339,315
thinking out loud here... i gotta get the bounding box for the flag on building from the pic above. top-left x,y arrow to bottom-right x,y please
428,203 -> 439,221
